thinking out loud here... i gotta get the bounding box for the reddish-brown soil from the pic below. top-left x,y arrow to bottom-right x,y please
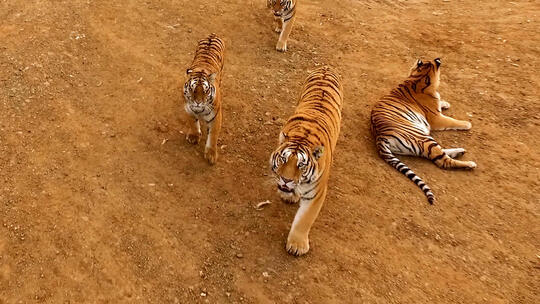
1,0 -> 539,303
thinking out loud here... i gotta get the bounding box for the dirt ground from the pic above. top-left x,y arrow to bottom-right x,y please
1,0 -> 539,303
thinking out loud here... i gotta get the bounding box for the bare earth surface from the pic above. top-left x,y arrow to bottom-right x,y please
1,0 -> 539,303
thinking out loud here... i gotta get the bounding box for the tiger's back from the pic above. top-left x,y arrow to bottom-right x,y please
284,67 -> 343,152
371,88 -> 431,140
189,34 -> 225,80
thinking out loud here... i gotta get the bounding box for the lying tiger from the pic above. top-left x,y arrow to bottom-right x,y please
270,67 -> 343,256
183,34 -> 225,165
267,0 -> 297,52
371,58 -> 476,204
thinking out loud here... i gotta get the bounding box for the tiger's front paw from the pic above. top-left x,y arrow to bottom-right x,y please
440,100 -> 451,110
274,27 -> 282,33
279,192 -> 300,204
186,132 -> 201,144
450,121 -> 472,130
286,232 -> 310,256
276,40 -> 287,52
204,146 -> 218,165
452,148 -> 466,158
465,161 -> 477,169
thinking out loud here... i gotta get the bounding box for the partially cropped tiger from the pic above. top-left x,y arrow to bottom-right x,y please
267,0 -> 297,52
183,34 -> 225,165
269,67 -> 343,256
370,58 -> 476,204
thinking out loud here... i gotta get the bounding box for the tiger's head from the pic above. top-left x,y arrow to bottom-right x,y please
183,69 -> 217,116
269,132 -> 325,201
268,0 -> 292,15
407,58 -> 442,95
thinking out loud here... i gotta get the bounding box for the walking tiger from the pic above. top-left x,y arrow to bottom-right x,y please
270,66 -> 343,256
267,0 -> 297,52
183,34 -> 225,165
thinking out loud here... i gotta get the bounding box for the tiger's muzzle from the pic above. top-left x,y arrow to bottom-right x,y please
277,177 -> 296,193
190,104 -> 205,114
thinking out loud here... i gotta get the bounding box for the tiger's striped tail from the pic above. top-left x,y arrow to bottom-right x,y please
376,138 -> 435,204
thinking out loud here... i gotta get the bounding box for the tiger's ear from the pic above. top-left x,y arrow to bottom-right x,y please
312,146 -> 324,160
409,59 -> 423,75
208,73 -> 217,84
434,58 -> 441,68
279,131 -> 288,143
186,68 -> 193,75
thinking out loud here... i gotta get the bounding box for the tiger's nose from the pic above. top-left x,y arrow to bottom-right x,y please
281,177 -> 293,183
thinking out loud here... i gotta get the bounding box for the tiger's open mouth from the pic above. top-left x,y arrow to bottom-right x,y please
278,184 -> 294,193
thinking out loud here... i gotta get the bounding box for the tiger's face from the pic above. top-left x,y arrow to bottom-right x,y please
408,58 -> 442,94
183,69 -> 217,116
270,136 -> 325,200
268,0 -> 292,16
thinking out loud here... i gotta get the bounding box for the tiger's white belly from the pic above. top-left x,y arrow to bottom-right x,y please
387,137 -> 417,156
387,118 -> 430,157
413,119 -> 430,135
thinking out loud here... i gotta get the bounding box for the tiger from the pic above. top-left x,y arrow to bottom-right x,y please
370,58 -> 476,204
267,0 -> 297,52
183,34 -> 225,165
269,66 -> 343,256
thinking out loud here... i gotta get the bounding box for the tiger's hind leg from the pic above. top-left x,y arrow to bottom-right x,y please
422,138 -> 476,169
442,148 -> 466,158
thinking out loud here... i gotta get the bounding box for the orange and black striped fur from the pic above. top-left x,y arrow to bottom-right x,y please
183,34 -> 225,165
269,67 -> 343,256
371,58 -> 476,204
267,0 -> 297,52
